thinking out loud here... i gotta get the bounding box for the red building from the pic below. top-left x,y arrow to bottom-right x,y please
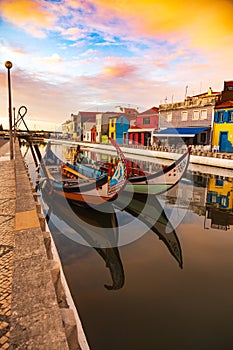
128,107 -> 159,146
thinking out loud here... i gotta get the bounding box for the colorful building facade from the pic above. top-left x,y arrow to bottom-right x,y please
108,116 -> 117,140
212,101 -> 233,152
128,107 -> 159,146
156,88 -> 221,147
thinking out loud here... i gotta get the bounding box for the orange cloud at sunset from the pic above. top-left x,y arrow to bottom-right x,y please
102,63 -> 137,78
0,0 -> 56,37
92,0 -> 233,48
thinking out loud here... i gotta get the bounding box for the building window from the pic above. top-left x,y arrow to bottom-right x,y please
228,111 -> 233,122
143,117 -> 150,125
167,111 -> 172,122
192,110 -> 200,120
215,178 -> 223,187
111,119 -> 114,127
210,193 -> 217,203
220,196 -> 228,208
200,109 -> 207,119
218,111 -> 224,122
181,111 -> 188,121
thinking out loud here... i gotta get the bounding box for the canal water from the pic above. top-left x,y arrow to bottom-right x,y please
24,143 -> 233,350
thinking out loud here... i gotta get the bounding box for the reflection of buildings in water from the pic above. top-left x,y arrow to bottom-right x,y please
207,177 -> 233,211
93,153 -> 163,174
160,174 -> 207,216
205,177 -> 233,230
205,208 -> 233,231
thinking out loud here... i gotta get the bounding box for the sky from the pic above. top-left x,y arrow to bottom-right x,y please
1,0 -> 233,130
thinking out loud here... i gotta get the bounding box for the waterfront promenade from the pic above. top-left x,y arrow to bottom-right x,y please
0,140 -> 89,350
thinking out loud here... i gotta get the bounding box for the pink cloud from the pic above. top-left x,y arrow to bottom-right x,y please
0,0 -> 57,37
102,63 -> 137,78
90,0 -> 233,49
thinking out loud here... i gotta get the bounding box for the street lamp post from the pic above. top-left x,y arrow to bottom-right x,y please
5,61 -> 14,160
13,107 -> 16,142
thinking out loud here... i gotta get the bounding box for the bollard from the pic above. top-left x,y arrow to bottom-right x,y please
49,260 -> 68,308
33,191 -> 40,202
60,308 -> 81,350
36,202 -> 42,214
38,213 -> 46,231
43,231 -> 53,260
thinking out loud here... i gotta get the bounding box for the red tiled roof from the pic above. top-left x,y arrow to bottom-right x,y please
123,107 -> 139,115
215,100 -> 233,109
139,106 -> 159,115
84,117 -> 96,123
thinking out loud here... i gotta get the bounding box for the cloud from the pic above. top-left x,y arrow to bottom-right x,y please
61,27 -> 86,41
90,0 -> 233,49
1,0 -> 233,51
0,0 -> 57,37
42,53 -> 63,63
102,63 -> 137,78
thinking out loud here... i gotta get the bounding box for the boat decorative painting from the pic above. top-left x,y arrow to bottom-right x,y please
39,139 -> 129,207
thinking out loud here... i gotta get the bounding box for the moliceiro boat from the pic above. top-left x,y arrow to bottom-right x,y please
62,144 -> 191,196
126,146 -> 191,195
39,140 -> 128,206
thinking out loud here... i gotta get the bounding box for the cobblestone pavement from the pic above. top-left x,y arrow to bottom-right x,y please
0,157 -> 16,349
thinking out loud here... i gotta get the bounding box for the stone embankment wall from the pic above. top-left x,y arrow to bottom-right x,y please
10,142 -> 89,350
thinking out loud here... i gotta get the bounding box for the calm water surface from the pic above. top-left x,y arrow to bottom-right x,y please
24,143 -> 233,350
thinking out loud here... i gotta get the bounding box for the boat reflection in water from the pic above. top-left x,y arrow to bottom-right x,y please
115,192 -> 183,268
42,190 -> 124,290
41,187 -> 183,291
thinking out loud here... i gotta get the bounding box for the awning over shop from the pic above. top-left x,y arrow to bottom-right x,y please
153,127 -> 210,138
128,128 -> 155,133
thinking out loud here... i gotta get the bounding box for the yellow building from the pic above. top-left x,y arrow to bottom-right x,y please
108,117 -> 117,140
212,101 -> 233,152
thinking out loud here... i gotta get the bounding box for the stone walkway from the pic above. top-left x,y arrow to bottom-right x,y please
0,141 -> 76,349
0,141 -> 15,350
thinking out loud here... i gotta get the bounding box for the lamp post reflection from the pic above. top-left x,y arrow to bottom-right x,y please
5,61 -> 13,160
